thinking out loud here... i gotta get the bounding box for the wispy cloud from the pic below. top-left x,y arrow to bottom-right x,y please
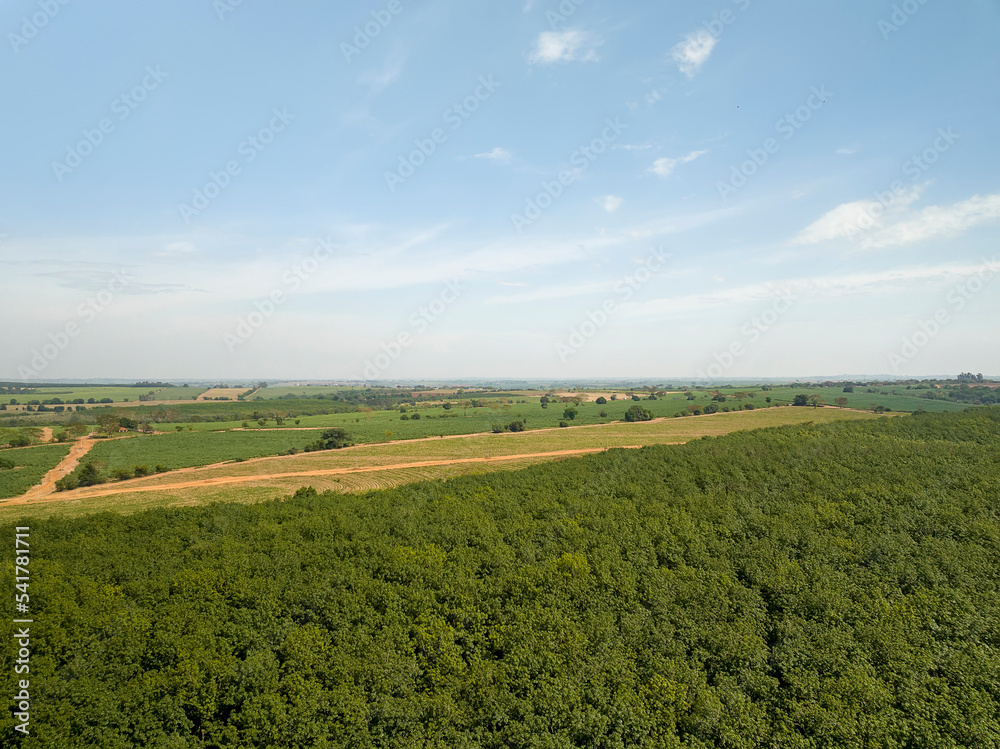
649,150 -> 707,177
671,31 -> 717,77
532,29 -> 600,63
793,190 -> 1000,250
474,147 -> 512,164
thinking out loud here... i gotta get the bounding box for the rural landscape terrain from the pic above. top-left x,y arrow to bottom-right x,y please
2,377 -> 999,745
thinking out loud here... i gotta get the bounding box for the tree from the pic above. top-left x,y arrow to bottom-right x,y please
843,385 -> 855,393
793,394 -> 809,407
97,413 -> 121,436
686,392 -> 696,401
624,405 -> 653,422
809,395 -> 822,408
563,407 -> 578,421
311,428 -> 354,450
595,397 -> 607,405
835,397 -> 849,408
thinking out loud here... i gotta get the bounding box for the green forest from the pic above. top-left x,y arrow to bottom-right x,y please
2,408 -> 999,747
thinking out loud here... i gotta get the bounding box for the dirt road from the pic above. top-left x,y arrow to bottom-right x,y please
4,446 -> 652,506
17,438 -> 98,499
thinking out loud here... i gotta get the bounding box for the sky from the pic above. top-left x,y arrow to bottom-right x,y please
1,0 -> 998,382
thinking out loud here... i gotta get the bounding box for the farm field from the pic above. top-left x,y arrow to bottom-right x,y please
3,385 -> 158,404
151,386 -> 208,400
0,406 -> 889,519
68,429 -> 326,475
197,387 -> 253,401
0,443 -> 72,498
758,385 -> 968,412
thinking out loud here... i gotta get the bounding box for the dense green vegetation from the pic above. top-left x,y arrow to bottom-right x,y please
3,408 -> 998,746
0,444 -> 72,498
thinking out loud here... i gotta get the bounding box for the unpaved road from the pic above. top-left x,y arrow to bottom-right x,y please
3,446 -> 653,506
16,438 -> 98,499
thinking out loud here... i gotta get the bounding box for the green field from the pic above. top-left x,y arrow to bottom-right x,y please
756,385 -> 969,412
73,430 -> 329,477
0,427 -> 45,448
3,385 -> 161,404
0,443 -> 71,498
252,385 -> 357,399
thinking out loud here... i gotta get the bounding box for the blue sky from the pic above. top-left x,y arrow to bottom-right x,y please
1,0 -> 998,382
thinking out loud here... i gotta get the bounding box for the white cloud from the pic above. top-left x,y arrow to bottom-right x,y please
649,150 -> 707,178
835,147 -> 858,155
792,189 -> 1000,250
474,147 -> 512,164
532,30 -> 600,63
602,195 -> 624,213
671,31 -> 717,77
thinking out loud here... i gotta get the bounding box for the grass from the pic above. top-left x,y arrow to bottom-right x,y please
0,407 -> 889,520
0,443 -> 72,499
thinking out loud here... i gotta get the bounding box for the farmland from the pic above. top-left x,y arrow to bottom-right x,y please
0,443 -> 72,498
1,406 -> 889,520
2,408 -> 998,745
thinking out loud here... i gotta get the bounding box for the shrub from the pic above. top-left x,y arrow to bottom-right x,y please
558,421 -> 569,428
595,397 -> 607,405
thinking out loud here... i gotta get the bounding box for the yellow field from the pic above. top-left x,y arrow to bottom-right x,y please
196,388 -> 250,401
0,407 -> 888,521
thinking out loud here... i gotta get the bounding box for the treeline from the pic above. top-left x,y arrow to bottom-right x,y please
2,409 -> 999,746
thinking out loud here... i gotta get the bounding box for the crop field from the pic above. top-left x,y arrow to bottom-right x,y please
197,387 -> 252,401
4,386 -> 158,404
1,406 -> 889,519
151,386 -> 208,400
253,385 -> 356,399
72,429 -> 325,475
757,385 -> 967,412
0,443 -> 72,499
